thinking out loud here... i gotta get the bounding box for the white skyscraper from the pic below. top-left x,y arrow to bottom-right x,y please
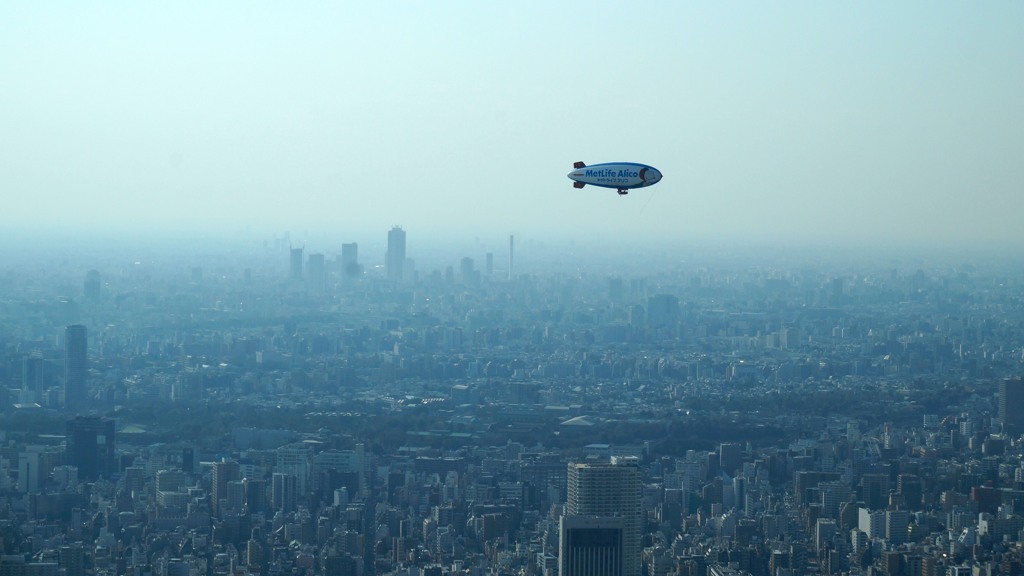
565,457 -> 641,576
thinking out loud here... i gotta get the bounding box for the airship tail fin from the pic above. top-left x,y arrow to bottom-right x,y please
573,161 -> 586,169
573,181 -> 586,189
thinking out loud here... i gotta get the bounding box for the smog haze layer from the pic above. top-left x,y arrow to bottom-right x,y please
2,2 -> 1022,251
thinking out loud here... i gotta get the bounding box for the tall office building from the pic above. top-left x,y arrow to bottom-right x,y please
608,277 -> 624,304
719,442 -> 742,476
858,507 -> 886,540
646,294 -> 679,329
565,457 -> 641,576
897,473 -> 923,510
999,377 -> 1024,436
247,538 -> 265,574
885,509 -> 909,544
386,226 -> 406,281
460,257 -> 478,285
66,416 -> 116,481
64,324 -> 87,411
340,243 -> 360,279
83,270 -> 101,301
277,446 -> 311,495
244,477 -> 269,513
307,253 -> 326,289
22,355 -> 45,404
211,459 -> 240,517
226,480 -> 245,514
559,515 -> 625,576
290,247 -> 303,280
59,544 -> 86,576
272,472 -> 297,513
860,473 -> 890,510
182,447 -> 196,473
19,445 -> 63,492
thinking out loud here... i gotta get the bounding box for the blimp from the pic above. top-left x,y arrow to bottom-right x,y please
567,161 -> 663,195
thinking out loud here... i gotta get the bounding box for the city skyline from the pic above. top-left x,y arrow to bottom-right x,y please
2,228 -> 1024,575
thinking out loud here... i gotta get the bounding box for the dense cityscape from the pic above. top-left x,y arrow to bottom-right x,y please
2,229 -> 1024,576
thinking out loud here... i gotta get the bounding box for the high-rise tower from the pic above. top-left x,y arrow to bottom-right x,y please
646,294 -> 679,330
999,377 -> 1024,436
565,457 -> 641,576
272,472 -> 297,513
719,442 -> 742,476
386,226 -> 406,281
289,247 -> 304,280
307,253 -> 326,290
83,270 -> 101,301
559,515 -> 625,576
64,324 -> 87,411
341,243 -> 360,279
244,477 -> 269,513
66,416 -> 115,480
22,355 -> 45,404
211,459 -> 240,518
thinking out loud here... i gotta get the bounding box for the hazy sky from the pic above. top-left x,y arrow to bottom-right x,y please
2,2 -> 1022,250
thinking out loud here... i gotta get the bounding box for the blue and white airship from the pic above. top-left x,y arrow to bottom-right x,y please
567,161 -> 663,195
